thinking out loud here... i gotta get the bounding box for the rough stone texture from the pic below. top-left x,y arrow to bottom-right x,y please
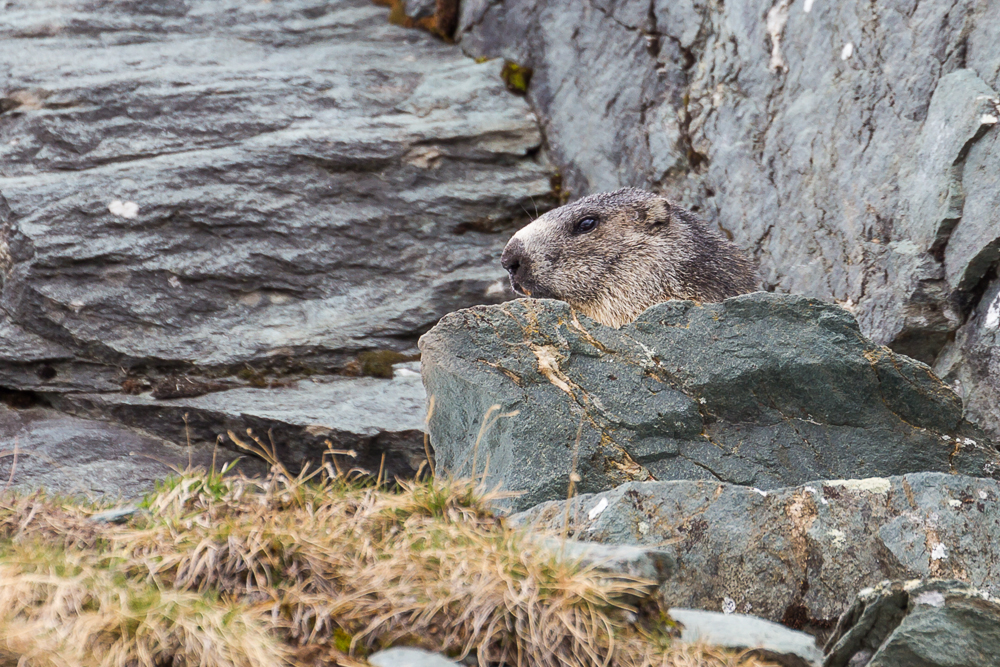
668,608 -> 822,667
420,294 -> 999,511
824,579 -> 1000,667
0,404 -> 265,499
457,0 -> 1000,439
0,0 -> 552,378
936,275 -> 1000,460
49,368 -> 429,481
0,0 -> 553,486
369,647 -> 460,667
511,473 -> 1000,628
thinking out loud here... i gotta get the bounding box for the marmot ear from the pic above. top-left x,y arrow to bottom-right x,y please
646,198 -> 673,226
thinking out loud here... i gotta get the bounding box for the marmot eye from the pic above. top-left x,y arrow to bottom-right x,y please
574,217 -> 598,234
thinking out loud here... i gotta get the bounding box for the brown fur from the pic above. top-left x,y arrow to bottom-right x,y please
500,188 -> 759,328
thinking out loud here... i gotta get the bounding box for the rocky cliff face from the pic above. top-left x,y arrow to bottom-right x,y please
0,0 -> 555,489
455,0 -> 1000,440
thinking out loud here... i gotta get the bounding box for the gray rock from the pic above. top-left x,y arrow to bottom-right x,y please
668,608 -> 822,667
936,277 -> 1000,444
538,538 -> 674,587
49,370 -> 429,481
824,580 -> 1000,667
511,473 -> 1000,626
0,313 -> 120,393
0,0 -> 553,382
368,647 -> 460,667
89,507 -> 143,524
420,294 -> 999,512
456,0 -> 1000,436
0,404 -> 264,500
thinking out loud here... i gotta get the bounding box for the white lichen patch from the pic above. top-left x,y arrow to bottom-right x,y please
827,529 -> 846,548
980,490 -> 989,500
985,292 -> 1000,330
588,497 -> 609,520
841,42 -> 854,60
485,279 -> 507,298
824,477 -> 891,494
722,597 -> 736,614
108,200 -> 139,219
637,520 -> 650,536
766,0 -> 792,73
930,543 -> 948,561
914,591 -> 946,607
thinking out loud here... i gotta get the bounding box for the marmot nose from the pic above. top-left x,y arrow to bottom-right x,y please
501,237 -> 526,275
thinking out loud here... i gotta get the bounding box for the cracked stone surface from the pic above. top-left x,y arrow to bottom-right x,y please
511,473 -> 1000,628
457,0 -> 1000,439
419,294 -> 1000,512
0,0 -> 553,491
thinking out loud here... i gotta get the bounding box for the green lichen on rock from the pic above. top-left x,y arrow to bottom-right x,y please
501,61 -> 533,95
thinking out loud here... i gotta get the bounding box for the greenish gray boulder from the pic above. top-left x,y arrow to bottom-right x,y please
419,293 -> 999,511
511,473 -> 1000,628
824,579 -> 1000,667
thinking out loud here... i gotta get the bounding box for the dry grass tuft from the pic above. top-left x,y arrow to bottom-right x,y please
0,439 -> 778,667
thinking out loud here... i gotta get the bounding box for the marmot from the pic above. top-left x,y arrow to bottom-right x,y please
500,188 -> 758,328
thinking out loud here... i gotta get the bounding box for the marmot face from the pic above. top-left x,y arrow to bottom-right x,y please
500,188 -> 758,328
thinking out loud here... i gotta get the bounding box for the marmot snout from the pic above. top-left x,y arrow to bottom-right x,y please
500,188 -> 759,328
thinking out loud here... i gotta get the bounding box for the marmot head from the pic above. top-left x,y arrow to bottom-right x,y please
500,188 -> 758,328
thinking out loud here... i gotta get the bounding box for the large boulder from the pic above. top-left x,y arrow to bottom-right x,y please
455,0 -> 1000,440
420,293 -> 999,511
511,473 -> 1000,628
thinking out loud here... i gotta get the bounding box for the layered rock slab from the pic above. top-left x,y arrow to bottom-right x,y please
0,404 -> 264,499
0,0 -> 553,380
512,473 -> 1000,627
50,369 -> 428,482
420,293 -> 999,511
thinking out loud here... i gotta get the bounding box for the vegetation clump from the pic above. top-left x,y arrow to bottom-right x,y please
0,439 -> 777,667
501,61 -> 533,94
